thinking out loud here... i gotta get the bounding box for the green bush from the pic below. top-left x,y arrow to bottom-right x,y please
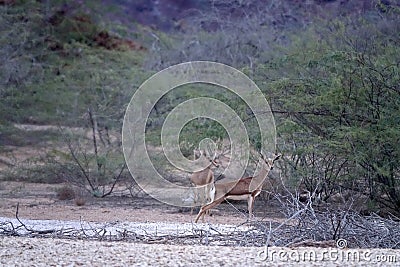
258,15 -> 400,213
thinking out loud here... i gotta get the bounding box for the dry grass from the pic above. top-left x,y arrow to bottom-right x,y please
56,186 -> 75,200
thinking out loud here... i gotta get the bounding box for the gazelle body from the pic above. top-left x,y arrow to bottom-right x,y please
190,159 -> 218,206
189,149 -> 219,214
190,162 -> 216,187
195,154 -> 280,223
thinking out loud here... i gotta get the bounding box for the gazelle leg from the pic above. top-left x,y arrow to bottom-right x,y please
190,186 -> 197,216
249,190 -> 262,219
247,195 -> 254,219
195,198 -> 224,223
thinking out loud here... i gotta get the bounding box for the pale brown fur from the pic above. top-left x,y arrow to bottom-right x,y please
189,150 -> 219,216
195,154 -> 280,222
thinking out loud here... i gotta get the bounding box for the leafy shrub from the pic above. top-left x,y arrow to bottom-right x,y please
260,15 -> 400,214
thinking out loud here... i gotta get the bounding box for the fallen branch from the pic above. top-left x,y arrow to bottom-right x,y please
15,203 -> 57,235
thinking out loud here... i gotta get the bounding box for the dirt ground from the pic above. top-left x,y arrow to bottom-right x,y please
1,182 -> 399,266
0,181 -> 285,225
2,236 -> 398,267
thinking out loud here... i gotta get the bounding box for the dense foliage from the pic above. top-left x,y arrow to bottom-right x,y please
261,16 -> 400,212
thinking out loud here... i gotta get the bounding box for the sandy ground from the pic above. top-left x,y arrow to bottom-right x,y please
0,181 -> 283,225
0,181 -> 399,266
1,236 -> 398,266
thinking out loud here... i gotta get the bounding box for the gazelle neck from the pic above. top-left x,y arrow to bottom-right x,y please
249,159 -> 272,191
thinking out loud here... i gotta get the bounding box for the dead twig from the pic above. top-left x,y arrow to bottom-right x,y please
15,203 -> 57,235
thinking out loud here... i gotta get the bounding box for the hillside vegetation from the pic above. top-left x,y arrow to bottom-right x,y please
0,0 -> 399,215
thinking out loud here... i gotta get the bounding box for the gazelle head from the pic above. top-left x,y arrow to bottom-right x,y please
193,149 -> 220,169
209,157 -> 219,168
260,153 -> 281,170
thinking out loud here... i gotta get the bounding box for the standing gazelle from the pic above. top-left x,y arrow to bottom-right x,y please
189,149 -> 219,213
195,153 -> 280,223
190,149 -> 219,189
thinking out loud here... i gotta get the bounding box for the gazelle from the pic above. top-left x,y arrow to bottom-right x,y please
190,150 -> 218,188
189,149 -> 219,213
194,153 -> 281,223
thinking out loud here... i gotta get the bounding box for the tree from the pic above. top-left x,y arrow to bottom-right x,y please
262,15 -> 400,213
